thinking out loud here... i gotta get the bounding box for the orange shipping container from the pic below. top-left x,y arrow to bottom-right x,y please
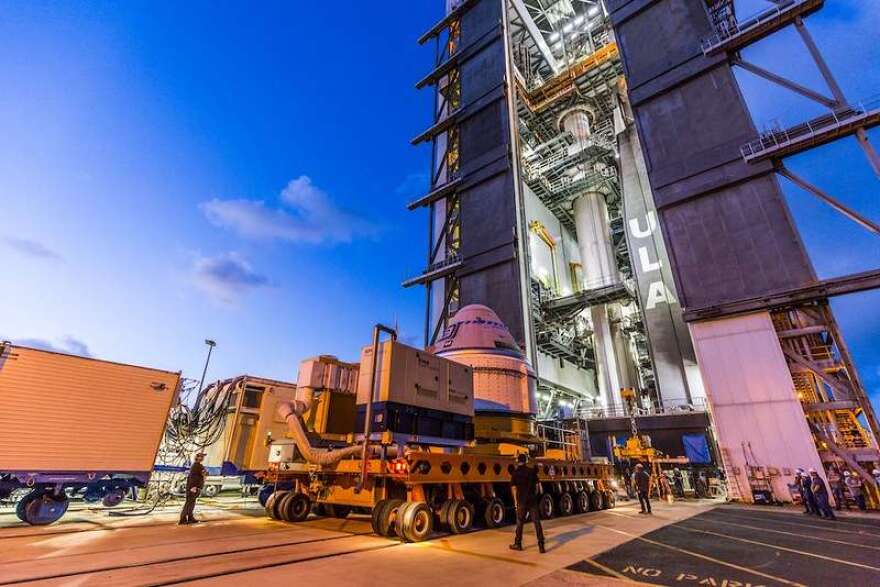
0,345 -> 180,474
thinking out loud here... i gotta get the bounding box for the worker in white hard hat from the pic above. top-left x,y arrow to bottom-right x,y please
179,452 -> 207,525
844,470 -> 867,511
809,469 -> 835,520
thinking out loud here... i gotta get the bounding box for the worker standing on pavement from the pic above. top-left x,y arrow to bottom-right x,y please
673,468 -> 685,498
844,470 -> 867,511
810,469 -> 836,520
797,468 -> 817,515
509,453 -> 545,554
179,452 -> 207,525
634,463 -> 652,514
828,466 -> 846,511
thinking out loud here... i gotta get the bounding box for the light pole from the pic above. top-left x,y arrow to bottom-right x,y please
197,339 -> 217,392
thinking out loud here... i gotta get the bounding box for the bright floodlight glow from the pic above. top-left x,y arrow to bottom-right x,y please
554,41 -> 563,50
563,22 -> 574,33
574,15 -> 585,25
588,6 -> 600,17
549,31 -> 560,41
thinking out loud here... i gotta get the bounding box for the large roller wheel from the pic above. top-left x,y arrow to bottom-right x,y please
601,490 -> 614,510
538,493 -> 555,520
102,488 -> 126,508
575,490 -> 590,514
323,504 -> 351,519
589,490 -> 602,512
280,492 -> 311,522
399,501 -> 433,543
558,492 -> 574,516
445,499 -> 474,534
25,492 -> 69,525
371,498 -> 404,537
481,497 -> 506,528
265,490 -> 288,520
15,491 -> 37,523
257,485 -> 274,507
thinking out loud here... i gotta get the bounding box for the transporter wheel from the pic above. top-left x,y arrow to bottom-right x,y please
265,490 -> 288,520
575,490 -> 590,514
313,503 -> 327,517
15,491 -> 37,523
601,491 -> 614,510
203,484 -> 220,498
558,492 -> 574,516
589,490 -> 602,512
445,499 -> 474,534
398,501 -> 433,543
25,493 -> 69,526
257,485 -> 274,507
538,493 -> 555,520
482,497 -> 506,528
102,488 -> 126,508
281,493 -> 311,522
323,504 -> 351,519
371,498 -> 404,537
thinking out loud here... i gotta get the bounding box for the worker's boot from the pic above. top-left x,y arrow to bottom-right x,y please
538,542 -> 546,554
509,543 -> 523,551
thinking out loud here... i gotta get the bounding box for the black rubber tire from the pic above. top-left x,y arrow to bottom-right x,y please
399,501 -> 433,543
575,490 -> 590,513
102,488 -> 126,508
589,490 -> 602,512
25,493 -> 69,525
282,493 -> 311,522
558,492 -> 574,516
323,504 -> 352,519
313,503 -> 327,517
258,485 -> 274,507
601,491 -> 613,510
538,493 -> 555,520
15,490 -> 37,523
445,499 -> 474,534
265,490 -> 288,520
482,497 -> 506,528
371,498 -> 404,537
277,492 -> 296,522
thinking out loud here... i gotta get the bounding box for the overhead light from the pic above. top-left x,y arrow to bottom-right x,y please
554,41 -> 563,51
573,15 -> 585,26
563,22 -> 574,33
588,6 -> 600,17
549,31 -> 560,41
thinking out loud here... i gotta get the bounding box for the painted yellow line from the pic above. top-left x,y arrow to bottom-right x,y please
674,524 -> 880,572
593,523 -> 807,587
689,517 -> 880,550
578,557 -> 652,585
710,511 -> 880,538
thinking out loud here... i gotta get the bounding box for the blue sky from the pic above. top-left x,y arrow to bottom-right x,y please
0,1 -> 877,407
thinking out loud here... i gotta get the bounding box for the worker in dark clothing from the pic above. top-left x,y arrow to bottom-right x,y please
797,469 -> 817,515
179,452 -> 206,525
810,469 -> 836,520
828,466 -> 845,511
673,468 -> 685,498
509,453 -> 545,553
633,463 -> 652,514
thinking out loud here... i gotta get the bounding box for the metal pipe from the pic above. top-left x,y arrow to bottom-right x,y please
356,324 -> 397,492
276,401 -> 363,466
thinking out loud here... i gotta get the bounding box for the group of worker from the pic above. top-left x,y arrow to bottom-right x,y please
794,466 -> 879,519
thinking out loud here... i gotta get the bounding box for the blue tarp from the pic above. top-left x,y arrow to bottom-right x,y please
682,433 -> 711,464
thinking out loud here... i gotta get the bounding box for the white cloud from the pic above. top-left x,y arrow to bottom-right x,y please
201,176 -> 378,245
11,336 -> 92,357
191,252 -> 270,305
2,236 -> 62,260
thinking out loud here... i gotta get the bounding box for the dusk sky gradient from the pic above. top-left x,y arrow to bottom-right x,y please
1,1 -> 878,407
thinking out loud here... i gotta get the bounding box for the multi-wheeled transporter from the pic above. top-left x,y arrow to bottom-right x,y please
263,305 -> 615,542
0,343 -> 180,525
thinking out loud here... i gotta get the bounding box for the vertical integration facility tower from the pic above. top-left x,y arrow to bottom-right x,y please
406,0 -> 880,500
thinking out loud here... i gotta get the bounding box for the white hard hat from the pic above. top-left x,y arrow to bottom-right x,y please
843,471 -> 851,476
808,468 -> 817,474
873,469 -> 880,475
796,468 -> 804,474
